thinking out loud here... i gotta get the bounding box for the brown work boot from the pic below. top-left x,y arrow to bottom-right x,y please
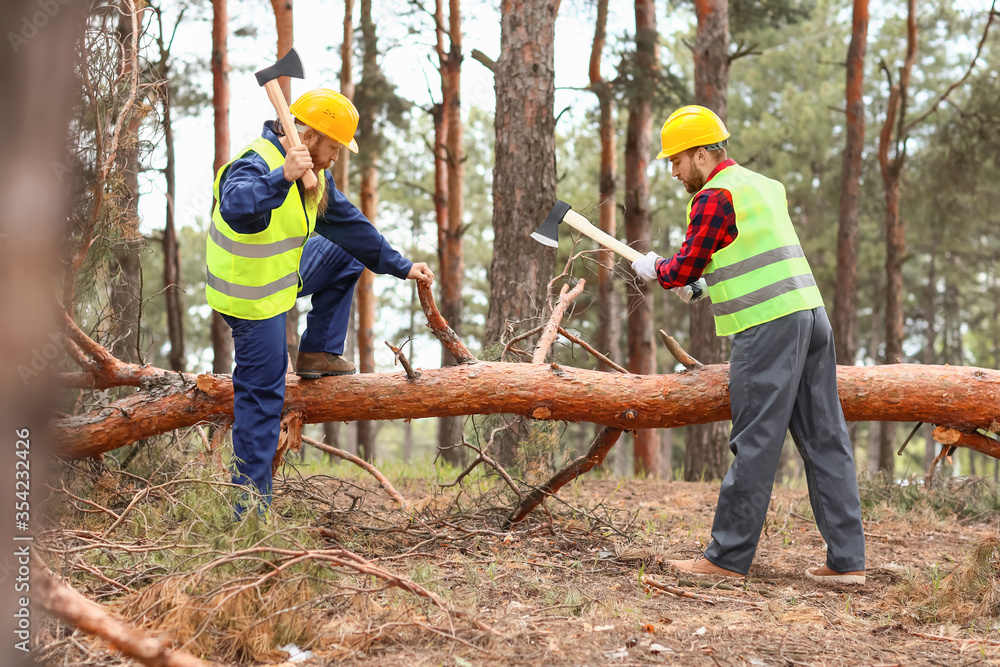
667,555 -> 745,579
295,351 -> 356,379
805,564 -> 866,585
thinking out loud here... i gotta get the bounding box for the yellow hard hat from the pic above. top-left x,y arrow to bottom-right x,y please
290,89 -> 360,153
656,105 -> 730,159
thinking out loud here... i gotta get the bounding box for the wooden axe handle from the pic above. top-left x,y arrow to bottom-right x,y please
562,210 -> 644,263
263,79 -> 318,190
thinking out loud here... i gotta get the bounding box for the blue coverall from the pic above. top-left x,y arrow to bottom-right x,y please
216,122 -> 412,511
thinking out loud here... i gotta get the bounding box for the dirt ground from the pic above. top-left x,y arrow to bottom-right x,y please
37,469 -> 1000,667
287,476 -> 1000,667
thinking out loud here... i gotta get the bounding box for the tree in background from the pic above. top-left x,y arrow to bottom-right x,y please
356,0 -> 381,462
211,0 -> 233,375
268,0 -> 303,365
151,2 -> 187,372
324,0 -> 356,455
434,0 -> 467,465
685,0 -> 730,481
833,0 -> 869,376
483,0 -> 562,463
876,0 -> 917,475
107,1 -> 146,365
589,0 -> 621,378
624,0 -> 659,476
0,0 -> 81,661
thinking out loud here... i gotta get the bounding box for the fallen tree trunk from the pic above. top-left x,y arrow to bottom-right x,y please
55,362 -> 1000,459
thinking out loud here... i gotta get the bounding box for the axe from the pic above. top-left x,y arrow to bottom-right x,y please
255,48 -> 318,190
531,201 -> 643,263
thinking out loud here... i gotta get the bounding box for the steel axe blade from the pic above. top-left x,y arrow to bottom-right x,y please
255,48 -> 305,86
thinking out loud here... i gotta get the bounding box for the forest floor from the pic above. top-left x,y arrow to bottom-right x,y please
36,454 -> 1000,667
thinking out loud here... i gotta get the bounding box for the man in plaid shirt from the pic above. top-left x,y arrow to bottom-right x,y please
631,106 -> 866,586
653,158 -> 739,294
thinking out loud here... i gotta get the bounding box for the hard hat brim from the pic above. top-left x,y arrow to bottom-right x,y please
349,138 -> 359,153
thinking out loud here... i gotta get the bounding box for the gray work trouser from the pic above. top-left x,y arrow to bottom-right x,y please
703,307 -> 866,575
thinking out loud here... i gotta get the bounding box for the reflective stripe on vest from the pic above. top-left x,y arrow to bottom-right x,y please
208,224 -> 306,259
702,244 -> 805,287
205,135 -> 324,320
697,165 -> 825,336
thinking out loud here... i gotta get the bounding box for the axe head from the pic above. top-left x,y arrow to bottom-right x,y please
255,48 -> 305,87
531,200 -> 572,248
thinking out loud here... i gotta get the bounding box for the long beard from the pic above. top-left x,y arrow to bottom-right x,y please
305,173 -> 329,213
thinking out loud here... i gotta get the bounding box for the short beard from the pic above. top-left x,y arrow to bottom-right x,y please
684,171 -> 706,194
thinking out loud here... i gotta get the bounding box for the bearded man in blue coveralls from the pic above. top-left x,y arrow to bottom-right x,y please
630,106 -> 867,585
206,89 -> 434,515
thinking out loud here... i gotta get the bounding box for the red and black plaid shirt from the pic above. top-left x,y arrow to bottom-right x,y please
656,158 -> 739,288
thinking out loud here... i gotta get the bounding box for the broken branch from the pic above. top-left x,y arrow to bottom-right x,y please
302,435 -> 406,507
35,561 -> 208,667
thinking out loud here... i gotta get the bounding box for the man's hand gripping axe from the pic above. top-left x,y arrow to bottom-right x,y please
255,48 -> 318,190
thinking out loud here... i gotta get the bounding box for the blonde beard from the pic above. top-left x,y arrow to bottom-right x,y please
304,168 -> 329,212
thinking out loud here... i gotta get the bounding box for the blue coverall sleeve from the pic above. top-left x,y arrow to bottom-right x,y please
217,153 -> 294,234
313,171 -> 414,279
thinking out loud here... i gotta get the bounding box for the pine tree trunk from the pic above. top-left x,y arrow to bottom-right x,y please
0,3 -> 80,662
435,0 -> 466,465
323,0 -> 355,453
833,0 -> 868,370
923,234 -> 938,468
356,0 -> 379,462
211,0 -> 233,374
484,0 -> 561,346
622,0 -> 659,477
484,0 -> 562,464
877,0 -> 917,475
270,0 -> 294,101
109,6 -> 144,365
162,71 -> 185,372
686,0 -> 730,481
56,363 -> 1000,458
590,0 -> 620,375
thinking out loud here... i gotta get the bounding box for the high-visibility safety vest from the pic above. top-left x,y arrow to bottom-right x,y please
206,137 -> 325,320
697,164 -> 825,337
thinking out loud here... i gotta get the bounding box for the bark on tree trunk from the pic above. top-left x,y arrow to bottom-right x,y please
877,0 -> 917,475
483,0 -> 561,346
211,0 -> 233,374
356,0 -> 379,462
54,362 -> 1000,459
624,0 -> 659,477
686,0 -> 731,481
590,0 -> 621,376
923,231 -> 938,468
109,6 -> 144,365
161,64 -> 185,372
434,0 -> 466,465
832,0 -> 868,370
483,0 -> 561,465
1,0 -> 80,663
270,0 -> 294,101
322,0 -> 355,453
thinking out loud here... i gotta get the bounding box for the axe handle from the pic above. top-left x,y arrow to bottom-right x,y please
262,80 -> 318,190
562,210 -> 644,263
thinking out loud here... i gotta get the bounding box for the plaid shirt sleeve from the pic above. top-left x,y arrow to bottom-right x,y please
655,188 -> 736,288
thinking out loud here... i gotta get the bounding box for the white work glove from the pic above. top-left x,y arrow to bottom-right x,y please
672,278 -> 709,304
631,251 -> 662,282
